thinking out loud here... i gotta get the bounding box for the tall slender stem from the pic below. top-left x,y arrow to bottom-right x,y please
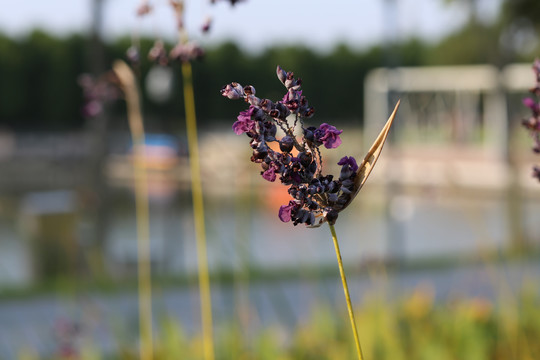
329,223 -> 364,360
133,128 -> 153,360
181,61 -> 215,360
113,60 -> 153,360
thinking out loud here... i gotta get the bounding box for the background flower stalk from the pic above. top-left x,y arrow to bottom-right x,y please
171,2 -> 215,359
182,60 -> 215,360
112,59 -> 153,360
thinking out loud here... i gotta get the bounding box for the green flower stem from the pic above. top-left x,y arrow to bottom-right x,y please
181,61 -> 215,360
329,223 -> 364,360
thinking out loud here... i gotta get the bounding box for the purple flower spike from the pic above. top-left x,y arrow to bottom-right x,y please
317,123 -> 343,149
278,201 -> 296,222
221,66 -> 375,226
232,107 -> 255,135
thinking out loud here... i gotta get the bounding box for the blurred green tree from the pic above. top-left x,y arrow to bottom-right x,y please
1,0 -> 539,132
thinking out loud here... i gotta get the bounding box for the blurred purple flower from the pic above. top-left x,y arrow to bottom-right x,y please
522,59 -> 540,182
169,41 -> 205,63
136,2 -> 153,16
148,40 -> 169,66
523,97 -> 539,114
126,45 -> 140,66
82,100 -> 103,118
78,73 -> 120,118
201,17 -> 212,33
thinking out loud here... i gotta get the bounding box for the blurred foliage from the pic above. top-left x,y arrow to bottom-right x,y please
24,284 -> 540,359
0,0 -> 538,132
0,31 -> 88,130
427,22 -> 503,65
0,31 -> 385,130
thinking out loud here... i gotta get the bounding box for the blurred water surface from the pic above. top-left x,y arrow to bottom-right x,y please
0,129 -> 539,358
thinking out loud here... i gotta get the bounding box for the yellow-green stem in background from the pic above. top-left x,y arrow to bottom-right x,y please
329,223 -> 364,360
181,60 -> 215,360
112,60 -> 153,360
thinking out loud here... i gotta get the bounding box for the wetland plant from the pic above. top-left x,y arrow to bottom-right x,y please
222,66 -> 399,360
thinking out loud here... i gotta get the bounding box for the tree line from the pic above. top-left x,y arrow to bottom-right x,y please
0,6 -> 537,132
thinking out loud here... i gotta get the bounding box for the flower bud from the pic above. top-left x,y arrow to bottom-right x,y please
327,193 -> 338,204
328,180 -> 339,193
247,95 -> 261,107
260,99 -> 274,113
304,127 -> 316,142
275,103 -> 290,119
302,107 -> 315,118
284,75 -> 295,89
220,82 -> 244,100
253,143 -> 268,159
268,109 -> 280,118
276,65 -> 287,84
243,85 -> 256,96
340,167 -> 354,180
298,152 -> 312,167
279,136 -> 294,153
264,122 -> 277,140
251,106 -> 265,120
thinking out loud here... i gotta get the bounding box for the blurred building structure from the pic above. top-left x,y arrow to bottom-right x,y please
364,63 -> 540,253
364,64 -> 540,189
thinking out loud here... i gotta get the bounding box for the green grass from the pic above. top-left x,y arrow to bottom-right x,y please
20,283 -> 540,360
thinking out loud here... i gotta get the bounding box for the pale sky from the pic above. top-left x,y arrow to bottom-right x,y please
1,0 -> 502,52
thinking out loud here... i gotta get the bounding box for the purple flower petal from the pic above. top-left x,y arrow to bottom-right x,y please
278,201 -> 296,222
337,156 -> 358,172
232,107 -> 256,135
318,123 -> 343,149
262,167 -> 277,182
